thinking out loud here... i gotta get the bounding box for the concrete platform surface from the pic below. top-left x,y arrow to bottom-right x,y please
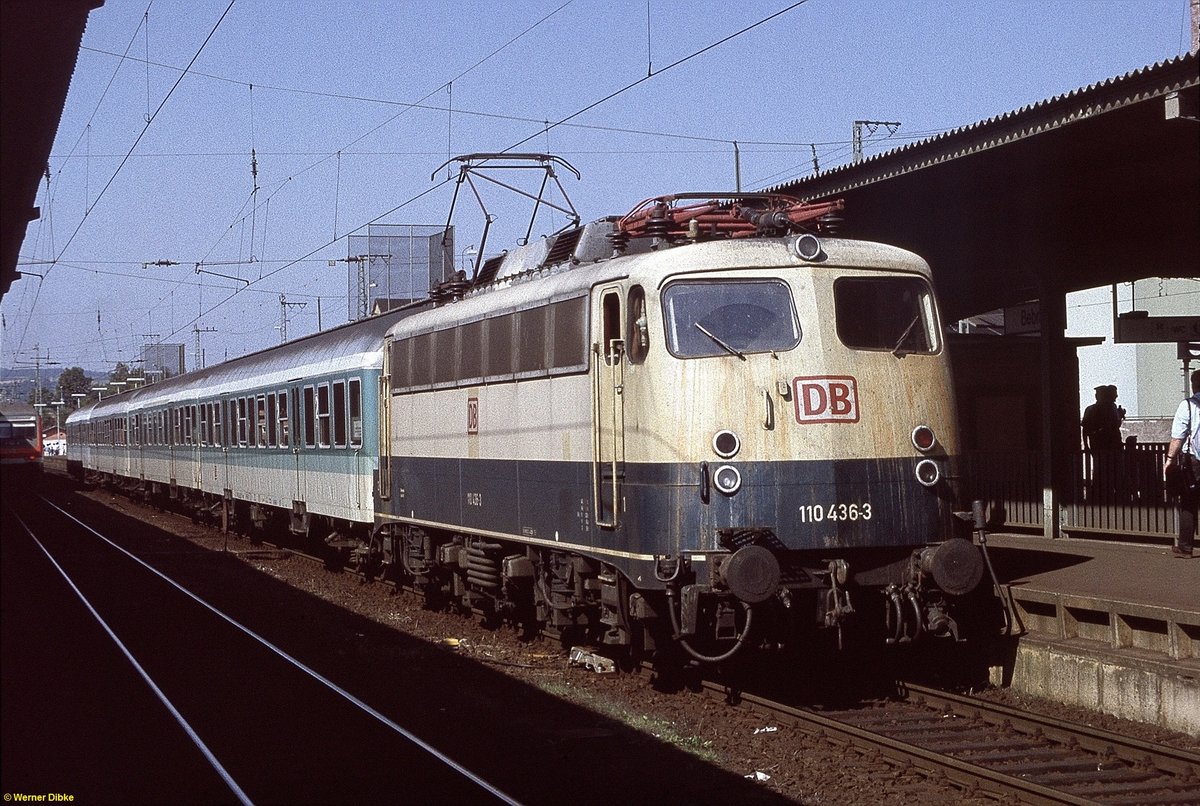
980,532 -> 1199,734
984,532 -> 1200,617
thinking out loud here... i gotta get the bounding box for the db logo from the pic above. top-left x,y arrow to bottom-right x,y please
792,376 -> 859,424
467,397 -> 479,435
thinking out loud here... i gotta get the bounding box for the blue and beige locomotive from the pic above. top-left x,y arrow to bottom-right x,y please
67,191 -> 985,663
373,192 -> 984,661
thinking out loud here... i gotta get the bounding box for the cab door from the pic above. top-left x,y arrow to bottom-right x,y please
591,286 -> 625,528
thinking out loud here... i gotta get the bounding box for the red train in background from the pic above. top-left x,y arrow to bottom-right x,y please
0,402 -> 44,473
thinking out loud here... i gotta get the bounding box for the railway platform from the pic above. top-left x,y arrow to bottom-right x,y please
983,532 -> 1200,736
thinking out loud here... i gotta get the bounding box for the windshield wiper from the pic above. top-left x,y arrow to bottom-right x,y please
891,314 -> 921,356
695,323 -> 747,360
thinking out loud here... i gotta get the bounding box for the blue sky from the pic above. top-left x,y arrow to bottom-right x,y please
3,0 -> 1193,373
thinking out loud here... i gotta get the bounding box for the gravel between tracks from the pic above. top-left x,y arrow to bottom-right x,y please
77,487 -> 1198,803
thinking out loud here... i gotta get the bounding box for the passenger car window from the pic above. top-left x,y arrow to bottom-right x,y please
662,280 -> 800,358
348,379 -> 362,447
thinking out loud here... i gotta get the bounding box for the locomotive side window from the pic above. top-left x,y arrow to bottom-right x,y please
459,320 -> 485,381
432,330 -> 457,385
390,294 -> 588,393
516,308 -> 546,374
550,297 -> 587,371
833,276 -> 939,354
213,403 -> 222,447
488,316 -> 514,378
391,338 -> 411,391
411,332 -> 434,387
662,280 -> 800,358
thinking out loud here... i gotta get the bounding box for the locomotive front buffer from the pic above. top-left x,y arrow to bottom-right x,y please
657,526 -> 986,663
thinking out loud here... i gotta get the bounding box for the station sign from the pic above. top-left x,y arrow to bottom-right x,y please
1114,315 -> 1200,343
1004,301 -> 1040,335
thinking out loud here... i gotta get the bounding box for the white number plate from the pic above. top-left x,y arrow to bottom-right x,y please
798,502 -> 872,523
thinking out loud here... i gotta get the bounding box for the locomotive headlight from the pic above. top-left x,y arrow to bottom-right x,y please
915,458 -> 941,487
793,233 -> 823,261
712,429 -> 741,458
911,425 -> 937,452
713,464 -> 742,495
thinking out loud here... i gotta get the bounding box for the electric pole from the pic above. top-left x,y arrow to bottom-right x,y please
279,295 -> 307,343
192,326 -> 216,370
852,120 -> 901,163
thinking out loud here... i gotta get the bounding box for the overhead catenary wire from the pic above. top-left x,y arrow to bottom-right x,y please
13,0 -> 239,362
502,1 -> 813,154
134,2 -> 580,351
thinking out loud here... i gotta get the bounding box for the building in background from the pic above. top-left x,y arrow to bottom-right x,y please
1067,277 -> 1198,441
346,224 -> 454,321
141,342 -> 185,379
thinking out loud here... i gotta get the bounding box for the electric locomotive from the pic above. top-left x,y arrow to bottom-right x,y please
370,192 -> 985,662
0,402 -> 44,474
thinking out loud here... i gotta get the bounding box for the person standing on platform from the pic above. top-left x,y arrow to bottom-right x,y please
1165,369 -> 1200,559
1082,384 -> 1125,501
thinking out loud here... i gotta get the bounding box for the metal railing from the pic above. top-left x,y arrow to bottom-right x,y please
963,444 -> 1178,540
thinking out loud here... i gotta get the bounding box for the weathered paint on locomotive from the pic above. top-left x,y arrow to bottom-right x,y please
380,235 -> 962,587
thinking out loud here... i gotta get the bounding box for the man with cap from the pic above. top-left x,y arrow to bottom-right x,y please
1082,384 -> 1125,501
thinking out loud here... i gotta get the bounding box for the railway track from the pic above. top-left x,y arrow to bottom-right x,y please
62,480 -> 1200,805
274,532 -> 1200,804
710,680 -> 1200,804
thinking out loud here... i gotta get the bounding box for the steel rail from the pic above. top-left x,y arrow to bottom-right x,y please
58,475 -> 1199,804
703,684 -> 1098,805
898,681 -> 1200,779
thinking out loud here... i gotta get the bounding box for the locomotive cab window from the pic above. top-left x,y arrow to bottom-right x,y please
627,285 -> 649,364
662,279 -> 800,358
601,290 -> 622,364
834,276 -> 939,354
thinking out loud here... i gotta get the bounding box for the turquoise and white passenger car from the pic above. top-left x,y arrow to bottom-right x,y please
66,310 -> 408,540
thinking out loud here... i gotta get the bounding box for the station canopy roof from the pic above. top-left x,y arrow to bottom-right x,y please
0,1 -> 102,300
773,51 -> 1199,322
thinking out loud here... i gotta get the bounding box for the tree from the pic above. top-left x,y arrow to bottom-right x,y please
56,366 -> 91,401
109,362 -> 131,384
25,386 -> 53,407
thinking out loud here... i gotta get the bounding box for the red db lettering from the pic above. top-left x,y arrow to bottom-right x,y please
467,397 -> 479,435
829,382 -> 854,416
802,383 -> 827,417
792,376 -> 859,424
